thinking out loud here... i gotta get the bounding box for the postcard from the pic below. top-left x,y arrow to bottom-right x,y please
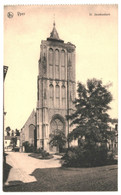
3,4 -> 118,192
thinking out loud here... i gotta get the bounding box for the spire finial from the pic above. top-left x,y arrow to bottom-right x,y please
53,14 -> 55,27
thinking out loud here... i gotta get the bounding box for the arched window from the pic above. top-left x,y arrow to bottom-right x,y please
29,124 -> 37,147
50,118 -> 64,134
61,86 -> 66,107
61,50 -> 66,80
29,125 -> 35,145
55,49 -> 59,79
49,48 -> 53,78
29,125 -> 34,139
49,84 -> 54,107
55,85 -> 60,108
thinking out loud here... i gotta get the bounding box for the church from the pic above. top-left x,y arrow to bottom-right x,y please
20,22 -> 76,152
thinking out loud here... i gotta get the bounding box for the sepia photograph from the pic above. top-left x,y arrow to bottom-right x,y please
3,4 -> 118,192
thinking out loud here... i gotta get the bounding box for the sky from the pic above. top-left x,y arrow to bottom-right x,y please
4,4 -> 118,130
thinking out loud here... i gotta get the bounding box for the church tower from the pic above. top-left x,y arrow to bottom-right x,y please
36,22 -> 76,152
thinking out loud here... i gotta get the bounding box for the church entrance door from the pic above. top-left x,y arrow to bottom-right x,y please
49,117 -> 65,153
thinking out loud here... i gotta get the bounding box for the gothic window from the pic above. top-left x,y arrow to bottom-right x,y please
61,50 -> 66,80
29,125 -> 35,139
61,86 -> 66,108
44,89 -> 46,99
49,84 -> 54,107
55,49 -> 59,79
49,48 -> 53,78
55,85 -> 60,108
50,118 -> 64,134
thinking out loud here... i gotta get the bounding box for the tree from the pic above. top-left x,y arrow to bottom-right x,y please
11,130 -> 14,136
62,79 -> 118,167
15,129 -> 20,136
6,126 -> 11,136
67,79 -> 116,146
49,130 -> 67,153
10,137 -> 17,150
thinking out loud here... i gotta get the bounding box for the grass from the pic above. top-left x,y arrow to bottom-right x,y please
3,164 -> 117,192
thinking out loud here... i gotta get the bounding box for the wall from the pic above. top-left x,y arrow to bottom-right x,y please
20,109 -> 36,148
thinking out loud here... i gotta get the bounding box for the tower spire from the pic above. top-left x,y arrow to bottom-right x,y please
49,15 -> 59,40
47,17 -> 64,43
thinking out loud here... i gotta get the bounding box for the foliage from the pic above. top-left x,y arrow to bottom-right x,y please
5,127 -> 21,137
6,126 -> 11,136
35,148 -> 50,158
62,145 -> 117,167
13,147 -> 20,152
15,129 -> 20,136
63,79 -> 118,167
22,141 -> 36,153
11,130 -> 14,136
49,130 -> 67,153
67,79 -> 116,145
22,142 -> 51,158
29,148 -> 53,159
10,137 -> 17,150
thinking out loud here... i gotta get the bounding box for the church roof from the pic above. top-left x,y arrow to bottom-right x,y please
47,21 -> 64,43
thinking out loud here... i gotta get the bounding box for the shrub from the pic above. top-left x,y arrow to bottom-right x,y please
22,141 -> 36,153
35,148 -> 43,153
35,148 -> 50,158
12,147 -> 20,152
62,147 -> 84,167
22,143 -> 51,159
62,144 -> 116,167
